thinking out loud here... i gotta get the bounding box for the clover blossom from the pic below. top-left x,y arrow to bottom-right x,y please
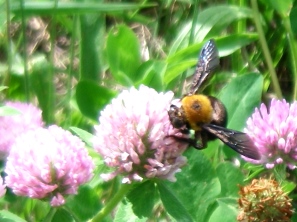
5,125 -> 94,207
93,85 -> 188,183
0,101 -> 43,159
244,99 -> 297,169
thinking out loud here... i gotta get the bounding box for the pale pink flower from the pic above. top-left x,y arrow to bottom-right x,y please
244,99 -> 297,169
5,125 -> 94,207
93,85 -> 188,183
0,101 -> 43,159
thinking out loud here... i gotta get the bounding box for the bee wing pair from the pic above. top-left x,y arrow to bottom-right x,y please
203,124 -> 261,160
190,39 -> 220,95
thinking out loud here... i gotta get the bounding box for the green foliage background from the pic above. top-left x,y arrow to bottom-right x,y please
1,0 -> 297,221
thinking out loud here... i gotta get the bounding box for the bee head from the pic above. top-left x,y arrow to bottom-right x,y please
168,104 -> 186,129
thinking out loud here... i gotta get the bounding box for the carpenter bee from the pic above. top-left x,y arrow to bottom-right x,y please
168,39 -> 260,160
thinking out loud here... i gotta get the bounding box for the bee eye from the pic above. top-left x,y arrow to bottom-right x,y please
169,105 -> 178,111
168,105 -> 176,116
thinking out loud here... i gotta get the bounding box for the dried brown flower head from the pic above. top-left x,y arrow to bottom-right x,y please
237,178 -> 293,222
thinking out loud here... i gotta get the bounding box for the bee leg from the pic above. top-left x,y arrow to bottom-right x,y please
180,127 -> 190,134
190,131 -> 207,150
165,131 -> 207,150
187,140 -> 204,149
164,134 -> 202,149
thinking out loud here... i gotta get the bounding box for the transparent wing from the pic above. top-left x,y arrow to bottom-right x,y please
202,124 -> 261,160
190,39 -> 220,94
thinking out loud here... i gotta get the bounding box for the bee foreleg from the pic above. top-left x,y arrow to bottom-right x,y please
191,131 -> 206,150
164,135 -> 204,149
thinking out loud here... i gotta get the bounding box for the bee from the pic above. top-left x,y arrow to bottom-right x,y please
168,39 -> 260,160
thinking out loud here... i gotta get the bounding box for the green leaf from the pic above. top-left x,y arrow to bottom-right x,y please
52,208 -> 74,222
0,86 -> 8,92
163,150 -> 221,221
164,60 -> 196,86
290,7 -> 297,36
281,181 -> 296,194
218,73 -> 263,159
70,127 -> 94,147
0,210 -> 27,222
126,181 -> 156,218
208,198 -> 238,222
157,182 -> 193,222
267,0 -> 293,17
243,163 -> 265,181
66,186 -> 102,221
216,162 -> 244,197
75,80 -> 117,120
219,73 -> 263,130
135,60 -> 166,91
30,55 -> 54,124
10,2 -> 155,15
168,33 -> 258,64
80,12 -> 104,81
291,213 -> 297,221
106,25 -> 141,86
215,34 -> 258,57
0,106 -> 22,116
115,200 -> 147,222
169,5 -> 253,54
164,34 -> 258,85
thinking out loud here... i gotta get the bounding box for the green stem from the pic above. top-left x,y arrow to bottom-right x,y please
43,207 -> 57,222
250,0 -> 282,99
189,0 -> 199,45
177,0 -> 200,97
79,0 -> 105,82
63,205 -> 81,222
46,0 -> 59,124
273,164 -> 287,185
282,17 -> 297,100
89,183 -> 131,222
232,0 -> 246,72
64,15 -> 78,128
20,0 -> 30,101
5,0 -> 11,88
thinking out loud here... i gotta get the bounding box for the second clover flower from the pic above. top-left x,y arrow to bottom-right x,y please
244,98 -> 297,169
93,85 -> 189,183
5,125 -> 94,206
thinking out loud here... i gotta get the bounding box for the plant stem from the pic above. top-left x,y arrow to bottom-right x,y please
89,183 -> 131,222
79,0 -> 105,82
273,164 -> 287,185
46,0 -> 59,124
63,205 -> 81,222
250,0 -> 282,99
43,207 -> 57,222
177,0 -> 200,97
64,15 -> 78,128
282,17 -> 297,100
5,0 -> 11,89
232,0 -> 246,72
20,0 -> 30,101
189,0 -> 200,45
